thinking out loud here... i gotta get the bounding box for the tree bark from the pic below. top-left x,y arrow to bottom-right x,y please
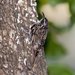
0,0 -> 47,75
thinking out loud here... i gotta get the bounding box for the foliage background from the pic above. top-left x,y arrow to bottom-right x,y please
37,0 -> 75,75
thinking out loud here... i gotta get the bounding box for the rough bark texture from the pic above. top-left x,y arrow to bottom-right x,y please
0,0 -> 47,75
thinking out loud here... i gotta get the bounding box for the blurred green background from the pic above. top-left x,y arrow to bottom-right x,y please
37,0 -> 75,75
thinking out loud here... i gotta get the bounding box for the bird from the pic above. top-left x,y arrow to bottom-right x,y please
30,12 -> 48,46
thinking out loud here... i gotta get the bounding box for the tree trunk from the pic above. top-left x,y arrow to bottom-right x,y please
0,0 -> 47,75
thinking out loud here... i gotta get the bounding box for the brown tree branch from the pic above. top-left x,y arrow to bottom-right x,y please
0,0 -> 48,75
